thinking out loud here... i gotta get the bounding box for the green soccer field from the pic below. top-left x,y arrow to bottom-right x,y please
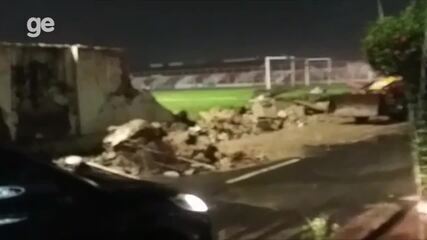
152,88 -> 255,118
152,84 -> 349,119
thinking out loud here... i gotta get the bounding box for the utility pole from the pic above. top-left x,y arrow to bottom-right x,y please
377,0 -> 384,20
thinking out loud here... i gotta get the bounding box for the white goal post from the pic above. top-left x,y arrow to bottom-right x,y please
264,56 -> 296,90
304,58 -> 332,86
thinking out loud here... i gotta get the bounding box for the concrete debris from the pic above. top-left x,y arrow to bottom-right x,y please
277,110 -> 288,119
103,119 -> 152,149
196,98 -> 289,141
184,168 -> 196,176
294,100 -> 328,114
57,117 -> 255,178
309,86 -> 326,95
64,156 -> 83,166
56,96 -> 328,178
250,97 -> 277,118
216,157 -> 231,171
163,171 -> 180,178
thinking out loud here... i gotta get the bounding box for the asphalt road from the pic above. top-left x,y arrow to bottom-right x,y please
164,128 -> 416,239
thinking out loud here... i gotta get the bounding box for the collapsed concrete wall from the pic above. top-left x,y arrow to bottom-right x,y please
0,42 -> 173,147
75,48 -> 173,135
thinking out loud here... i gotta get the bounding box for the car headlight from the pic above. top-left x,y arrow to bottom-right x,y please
172,194 -> 208,212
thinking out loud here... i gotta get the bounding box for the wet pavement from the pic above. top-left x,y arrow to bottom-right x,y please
165,128 -> 416,239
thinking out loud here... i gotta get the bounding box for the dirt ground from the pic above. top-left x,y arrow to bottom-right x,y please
219,119 -> 409,162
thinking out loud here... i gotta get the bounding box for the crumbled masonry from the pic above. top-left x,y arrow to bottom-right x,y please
57,96 -> 331,178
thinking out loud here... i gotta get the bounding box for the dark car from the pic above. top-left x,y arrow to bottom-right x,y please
0,148 -> 213,240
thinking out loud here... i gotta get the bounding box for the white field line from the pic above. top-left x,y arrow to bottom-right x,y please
158,96 -> 239,102
226,158 -> 301,184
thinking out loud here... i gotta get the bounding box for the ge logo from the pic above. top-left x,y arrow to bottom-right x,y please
27,17 -> 55,38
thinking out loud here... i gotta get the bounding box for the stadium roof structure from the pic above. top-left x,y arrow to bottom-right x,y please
0,41 -> 122,52
139,57 -> 275,75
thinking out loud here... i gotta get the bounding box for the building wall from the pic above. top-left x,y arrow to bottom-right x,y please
75,48 -> 123,134
76,48 -> 173,135
0,43 -> 174,147
0,45 -> 78,143
0,46 -> 13,142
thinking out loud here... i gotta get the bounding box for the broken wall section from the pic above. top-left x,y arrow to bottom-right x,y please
75,48 -> 174,135
0,43 -> 174,152
0,44 -> 78,144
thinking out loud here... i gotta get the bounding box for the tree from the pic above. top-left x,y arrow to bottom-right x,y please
363,2 -> 424,80
363,0 -> 427,193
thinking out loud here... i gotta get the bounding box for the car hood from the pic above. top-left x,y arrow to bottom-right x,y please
76,167 -> 178,198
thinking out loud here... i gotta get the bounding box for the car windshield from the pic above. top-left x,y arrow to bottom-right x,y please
1,1 -> 426,239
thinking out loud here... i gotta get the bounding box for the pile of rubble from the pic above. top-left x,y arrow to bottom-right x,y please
58,118 -> 264,178
57,96 -> 317,178
195,96 -> 308,141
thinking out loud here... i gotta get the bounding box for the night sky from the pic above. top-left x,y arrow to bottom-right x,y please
0,0 -> 410,71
